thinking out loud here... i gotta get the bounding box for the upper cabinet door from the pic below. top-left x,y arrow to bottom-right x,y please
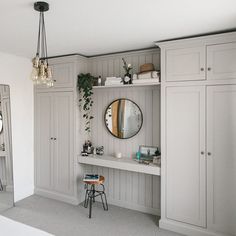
51,62 -> 74,88
207,85 -> 236,235
207,42 -> 236,80
165,47 -> 206,82
166,86 -> 206,227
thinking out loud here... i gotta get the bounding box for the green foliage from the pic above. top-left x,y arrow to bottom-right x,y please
77,73 -> 96,134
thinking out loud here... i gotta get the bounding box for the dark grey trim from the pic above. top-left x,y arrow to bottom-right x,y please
155,28 -> 236,44
46,53 -> 87,59
86,47 -> 157,58
45,47 -> 158,59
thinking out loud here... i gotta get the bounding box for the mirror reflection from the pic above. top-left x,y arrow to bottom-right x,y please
105,99 -> 143,139
0,85 -> 14,211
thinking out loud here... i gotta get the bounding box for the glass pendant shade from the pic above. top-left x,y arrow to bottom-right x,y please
31,2 -> 53,87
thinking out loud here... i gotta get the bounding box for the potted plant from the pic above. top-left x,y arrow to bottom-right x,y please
122,58 -> 132,84
77,73 -> 96,139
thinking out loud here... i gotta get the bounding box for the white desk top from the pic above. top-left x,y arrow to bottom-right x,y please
78,155 -> 161,176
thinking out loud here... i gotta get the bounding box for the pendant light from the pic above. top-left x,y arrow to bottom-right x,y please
31,1 -> 53,87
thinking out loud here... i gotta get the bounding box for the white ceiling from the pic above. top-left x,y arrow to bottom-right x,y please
0,0 -> 236,58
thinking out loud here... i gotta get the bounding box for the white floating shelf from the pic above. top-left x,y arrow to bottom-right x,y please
93,82 -> 160,89
78,155 -> 161,176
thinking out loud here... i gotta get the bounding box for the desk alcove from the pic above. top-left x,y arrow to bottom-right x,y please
78,82 -> 161,216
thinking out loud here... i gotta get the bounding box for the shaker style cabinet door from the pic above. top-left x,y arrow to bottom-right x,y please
35,92 -> 54,190
207,85 -> 236,235
207,42 -> 236,80
165,86 -> 206,227
165,47 -> 205,82
51,63 -> 74,88
52,92 -> 74,196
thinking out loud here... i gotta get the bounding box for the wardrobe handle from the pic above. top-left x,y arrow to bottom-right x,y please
53,80 -> 57,82
207,67 -> 211,71
200,68 -> 204,71
207,152 -> 211,156
50,137 -> 53,140
200,151 -> 205,155
53,138 -> 57,140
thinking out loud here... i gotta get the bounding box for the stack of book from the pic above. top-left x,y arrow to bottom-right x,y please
132,78 -> 159,84
105,77 -> 122,86
131,70 -> 160,85
83,174 -> 99,182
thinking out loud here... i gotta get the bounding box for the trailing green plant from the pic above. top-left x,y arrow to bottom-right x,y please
77,73 -> 96,135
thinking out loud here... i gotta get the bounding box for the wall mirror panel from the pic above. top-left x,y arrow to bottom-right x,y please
104,99 -> 143,139
0,85 -> 14,211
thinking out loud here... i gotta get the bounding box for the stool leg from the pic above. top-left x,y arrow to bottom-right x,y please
84,189 -> 89,208
0,178 -> 3,191
103,192 -> 108,211
89,195 -> 92,218
101,193 -> 106,210
101,184 -> 108,211
92,185 -> 95,203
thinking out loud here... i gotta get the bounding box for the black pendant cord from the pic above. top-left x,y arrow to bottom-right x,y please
36,11 -> 48,64
36,11 -> 42,57
42,12 -> 48,64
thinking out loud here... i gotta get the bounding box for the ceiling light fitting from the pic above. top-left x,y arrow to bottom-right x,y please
31,1 -> 53,87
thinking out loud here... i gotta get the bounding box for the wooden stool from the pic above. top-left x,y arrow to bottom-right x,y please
83,175 -> 108,218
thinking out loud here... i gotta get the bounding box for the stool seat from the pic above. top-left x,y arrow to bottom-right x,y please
83,175 -> 105,185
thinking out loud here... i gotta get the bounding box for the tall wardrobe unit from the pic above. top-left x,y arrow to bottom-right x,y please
157,32 -> 236,236
34,55 -> 87,204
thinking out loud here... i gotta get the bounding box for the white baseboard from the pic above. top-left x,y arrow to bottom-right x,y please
34,188 -> 79,205
159,219 -> 226,236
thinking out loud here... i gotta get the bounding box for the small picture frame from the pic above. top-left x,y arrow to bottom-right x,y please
139,145 -> 159,157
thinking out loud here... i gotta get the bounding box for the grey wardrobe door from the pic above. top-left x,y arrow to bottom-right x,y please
207,85 -> 236,235
35,92 -> 53,190
52,92 -> 74,195
165,86 -> 206,227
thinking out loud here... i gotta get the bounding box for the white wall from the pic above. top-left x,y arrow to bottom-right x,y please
0,51 -> 34,201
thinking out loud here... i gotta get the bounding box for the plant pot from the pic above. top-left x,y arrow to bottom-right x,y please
123,74 -> 132,85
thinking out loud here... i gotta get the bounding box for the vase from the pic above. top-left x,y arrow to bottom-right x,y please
123,73 -> 132,85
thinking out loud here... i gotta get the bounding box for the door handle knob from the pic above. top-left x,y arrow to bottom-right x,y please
207,152 -> 211,156
54,138 -> 57,140
200,68 -> 204,71
200,151 -> 204,155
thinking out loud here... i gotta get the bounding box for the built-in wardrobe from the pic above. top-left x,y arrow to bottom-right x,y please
34,55 -> 88,204
157,32 -> 236,236
35,32 -> 236,236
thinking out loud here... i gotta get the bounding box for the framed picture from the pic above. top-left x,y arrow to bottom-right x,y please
139,145 -> 159,157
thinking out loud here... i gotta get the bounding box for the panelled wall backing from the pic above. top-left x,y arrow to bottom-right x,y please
82,49 -> 161,215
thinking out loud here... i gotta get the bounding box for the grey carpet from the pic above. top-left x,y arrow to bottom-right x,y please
0,189 -> 14,211
1,195 -> 183,236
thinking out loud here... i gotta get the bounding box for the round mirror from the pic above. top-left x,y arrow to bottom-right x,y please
104,99 -> 143,139
0,112 -> 2,134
